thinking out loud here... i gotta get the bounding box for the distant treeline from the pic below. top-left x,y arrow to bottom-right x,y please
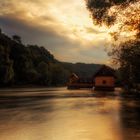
0,29 -> 101,87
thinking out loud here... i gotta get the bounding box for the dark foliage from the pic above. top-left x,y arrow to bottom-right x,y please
85,0 -> 140,89
0,29 -> 101,87
62,62 -> 101,78
85,0 -> 138,26
110,40 -> 140,87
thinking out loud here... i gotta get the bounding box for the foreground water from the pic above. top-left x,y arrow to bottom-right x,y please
0,87 -> 140,140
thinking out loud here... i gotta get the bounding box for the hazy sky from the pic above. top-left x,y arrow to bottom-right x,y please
0,0 -> 112,64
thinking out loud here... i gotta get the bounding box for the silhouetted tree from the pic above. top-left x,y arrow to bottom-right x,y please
0,45 -> 14,85
12,35 -> 22,43
85,0 -> 140,89
37,61 -> 52,85
109,40 -> 140,88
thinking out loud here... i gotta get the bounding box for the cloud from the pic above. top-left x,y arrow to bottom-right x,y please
0,15 -> 78,49
86,27 -> 105,34
0,0 -> 111,64
0,15 -> 85,62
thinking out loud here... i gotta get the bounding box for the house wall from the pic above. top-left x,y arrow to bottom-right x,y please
69,76 -> 78,84
95,76 -> 115,87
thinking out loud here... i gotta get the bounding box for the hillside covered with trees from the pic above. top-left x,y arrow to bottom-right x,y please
0,29 -> 101,87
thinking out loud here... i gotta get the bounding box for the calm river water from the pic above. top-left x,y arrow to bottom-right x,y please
0,87 -> 140,140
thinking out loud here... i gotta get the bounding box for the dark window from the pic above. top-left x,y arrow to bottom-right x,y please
102,80 -> 107,84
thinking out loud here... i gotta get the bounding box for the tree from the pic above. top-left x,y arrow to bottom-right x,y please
50,63 -> 70,86
110,40 -> 140,86
85,0 -> 140,89
37,61 -> 52,85
0,45 -> 14,85
24,69 -> 40,84
12,35 -> 22,43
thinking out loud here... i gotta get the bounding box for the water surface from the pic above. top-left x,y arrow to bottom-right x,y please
0,87 -> 140,140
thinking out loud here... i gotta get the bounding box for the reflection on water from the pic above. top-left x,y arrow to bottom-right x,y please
0,87 -> 139,140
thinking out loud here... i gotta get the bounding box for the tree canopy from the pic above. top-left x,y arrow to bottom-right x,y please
86,0 -> 140,39
85,0 -> 140,88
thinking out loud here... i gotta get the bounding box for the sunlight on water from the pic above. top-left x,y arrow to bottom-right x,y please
0,88 -> 139,140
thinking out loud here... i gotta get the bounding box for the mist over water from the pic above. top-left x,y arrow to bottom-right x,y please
0,87 -> 140,140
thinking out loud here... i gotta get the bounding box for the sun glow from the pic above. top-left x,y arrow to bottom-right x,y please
42,0 -> 109,44
0,0 -> 113,64
5,0 -> 111,47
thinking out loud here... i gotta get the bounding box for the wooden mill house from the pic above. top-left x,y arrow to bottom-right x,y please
67,65 -> 116,91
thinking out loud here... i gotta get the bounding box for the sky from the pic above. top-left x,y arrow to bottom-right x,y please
0,0 -> 112,64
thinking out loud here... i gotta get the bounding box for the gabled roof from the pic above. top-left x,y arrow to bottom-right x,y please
93,65 -> 115,78
70,73 -> 79,79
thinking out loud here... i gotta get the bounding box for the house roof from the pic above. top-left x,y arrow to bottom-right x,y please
93,65 -> 116,78
70,65 -> 116,80
70,73 -> 79,79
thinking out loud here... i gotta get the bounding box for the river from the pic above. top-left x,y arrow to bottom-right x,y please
0,87 -> 140,140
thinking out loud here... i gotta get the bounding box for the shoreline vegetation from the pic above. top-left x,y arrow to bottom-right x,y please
0,28 -> 139,92
0,29 -> 101,87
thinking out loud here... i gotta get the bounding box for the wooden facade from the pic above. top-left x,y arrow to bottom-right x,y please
94,65 -> 115,91
67,73 -> 93,89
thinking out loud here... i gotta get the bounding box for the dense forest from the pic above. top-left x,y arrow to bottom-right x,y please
0,29 -> 101,87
